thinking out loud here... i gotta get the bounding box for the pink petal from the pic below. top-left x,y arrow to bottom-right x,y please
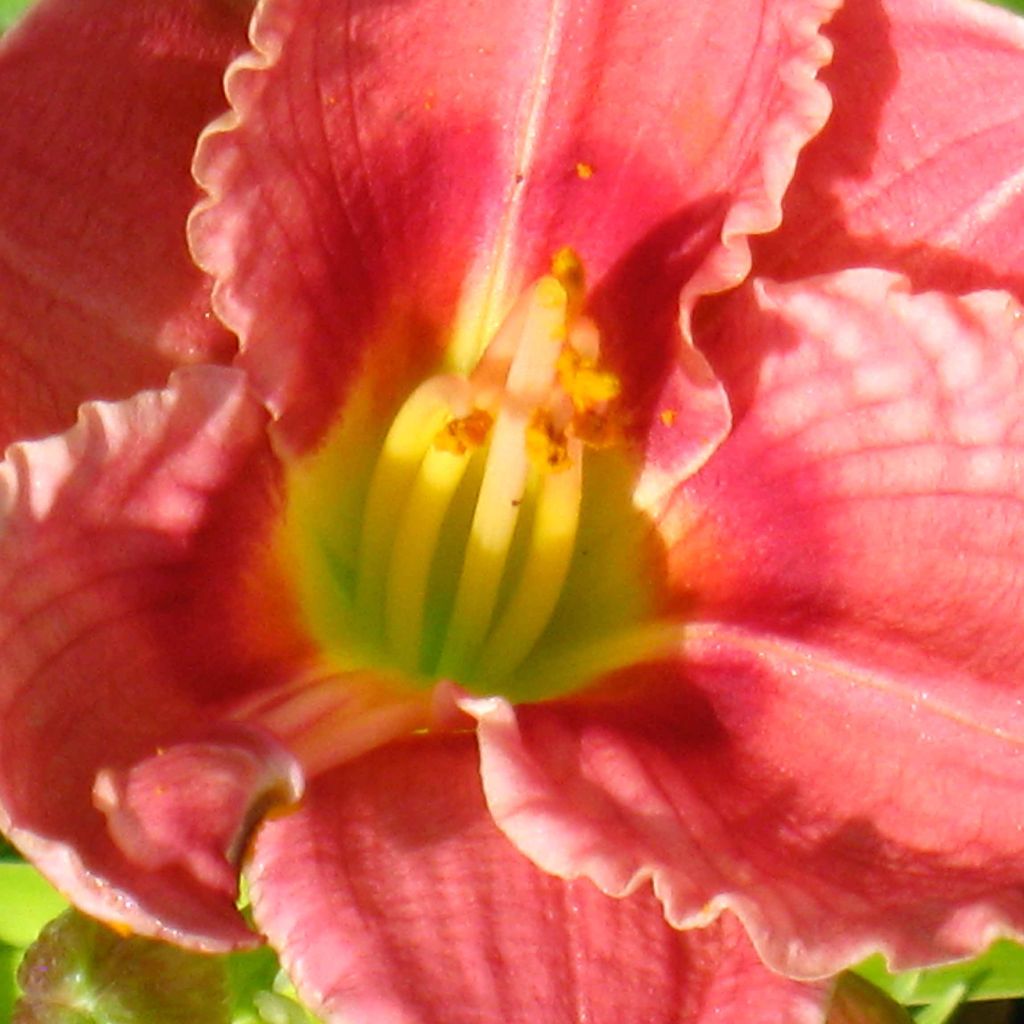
470,271 -> 1024,977
0,366 -> 304,949
470,640 -> 1024,982
249,735 -> 826,1024
92,731 -> 300,897
757,0 -> 1024,294
191,0 -> 837,453
0,0 -> 248,449
677,270 -> 1024,683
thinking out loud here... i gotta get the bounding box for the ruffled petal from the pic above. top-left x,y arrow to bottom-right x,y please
191,0 -> 837,453
470,270 -> 1024,978
248,735 -> 826,1024
757,0 -> 1024,295
470,636 -> 1024,983
0,366 -> 304,949
673,270 -> 1024,681
92,730 -> 300,898
0,0 -> 248,448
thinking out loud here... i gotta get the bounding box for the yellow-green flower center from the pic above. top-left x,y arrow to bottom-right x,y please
277,250 -> 667,706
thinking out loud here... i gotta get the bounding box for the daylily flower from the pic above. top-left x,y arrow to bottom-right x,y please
2,0 -> 1024,1021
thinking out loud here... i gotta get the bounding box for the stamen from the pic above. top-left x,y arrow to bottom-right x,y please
557,346 -> 621,411
434,408 -> 494,455
525,409 -> 572,473
259,248 -> 654,775
572,407 -> 619,449
384,423 -> 485,672
301,248 -> 624,700
437,273 -> 571,678
473,441 -> 583,680
354,376 -> 469,639
551,246 -> 586,314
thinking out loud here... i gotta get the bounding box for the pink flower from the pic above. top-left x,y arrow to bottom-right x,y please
2,0 -> 1024,1021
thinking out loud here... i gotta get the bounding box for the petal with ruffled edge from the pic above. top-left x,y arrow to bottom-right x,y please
468,270 -> 1024,979
0,366 -> 304,949
757,0 -> 1024,296
190,0 -> 837,467
248,734 -> 826,1024
682,270 -> 1024,677
0,0 -> 249,449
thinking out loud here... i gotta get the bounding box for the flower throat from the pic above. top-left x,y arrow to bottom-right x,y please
280,250 -> 657,702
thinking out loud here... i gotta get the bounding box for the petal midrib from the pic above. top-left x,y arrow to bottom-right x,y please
453,0 -> 572,368
685,620 -> 1024,750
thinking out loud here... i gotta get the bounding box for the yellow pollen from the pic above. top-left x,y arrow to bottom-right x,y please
575,367 -> 620,406
572,408 -> 618,449
525,409 -> 572,473
536,275 -> 568,310
434,408 -> 494,455
575,162 -> 594,180
660,408 -> 678,426
557,347 -> 621,413
551,247 -> 586,305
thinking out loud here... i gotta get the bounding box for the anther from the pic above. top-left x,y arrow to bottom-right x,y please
434,408 -> 494,456
525,409 -> 572,473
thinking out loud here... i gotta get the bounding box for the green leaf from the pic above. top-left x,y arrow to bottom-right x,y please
907,988 -> 969,1024
8,903 -> 324,1024
226,945 -> 282,1024
0,863 -> 67,948
856,941 -> 1024,1009
14,908 -> 232,1024
0,0 -> 35,31
828,972 -> 915,1024
223,944 -> 324,1024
